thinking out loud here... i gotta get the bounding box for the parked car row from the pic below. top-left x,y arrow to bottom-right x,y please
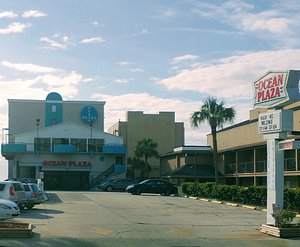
98,178 -> 178,196
126,179 -> 178,196
98,179 -> 137,192
0,179 -> 48,220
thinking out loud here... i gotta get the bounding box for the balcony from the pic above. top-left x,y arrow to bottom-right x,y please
1,143 -> 27,159
53,144 -> 76,153
102,144 -> 127,154
1,142 -> 127,158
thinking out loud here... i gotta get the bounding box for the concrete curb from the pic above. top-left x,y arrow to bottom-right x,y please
199,198 -> 210,202
186,196 -> 300,216
211,200 -> 223,204
225,202 -> 239,207
242,205 -> 256,210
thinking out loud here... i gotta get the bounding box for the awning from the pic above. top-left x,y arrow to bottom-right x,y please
162,164 -> 222,179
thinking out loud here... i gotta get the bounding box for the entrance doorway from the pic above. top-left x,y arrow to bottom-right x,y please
44,171 -> 89,191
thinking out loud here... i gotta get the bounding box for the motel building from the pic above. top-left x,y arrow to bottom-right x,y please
1,92 -> 127,190
160,71 -> 300,188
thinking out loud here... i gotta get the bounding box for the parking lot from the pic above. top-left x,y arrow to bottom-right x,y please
1,191 -> 299,247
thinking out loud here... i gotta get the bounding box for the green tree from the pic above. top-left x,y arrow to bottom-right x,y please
127,156 -> 145,180
191,97 -> 235,183
134,138 -> 158,179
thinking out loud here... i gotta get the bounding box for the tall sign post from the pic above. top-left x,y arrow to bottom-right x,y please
253,70 -> 300,225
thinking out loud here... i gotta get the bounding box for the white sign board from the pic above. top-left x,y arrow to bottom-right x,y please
258,110 -> 293,134
258,111 -> 281,133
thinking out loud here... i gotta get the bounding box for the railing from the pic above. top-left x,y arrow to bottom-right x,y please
224,163 -> 236,174
1,142 -> 126,155
89,165 -> 115,189
238,162 -> 254,173
284,158 -> 296,171
256,160 -> 267,172
213,158 -> 298,175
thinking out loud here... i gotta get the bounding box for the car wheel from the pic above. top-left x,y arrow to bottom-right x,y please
27,204 -> 34,209
135,189 -> 141,195
106,186 -> 113,192
165,190 -> 171,196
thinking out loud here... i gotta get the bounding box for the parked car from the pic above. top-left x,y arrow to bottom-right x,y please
126,179 -> 178,196
23,183 -> 48,209
99,179 -> 137,192
0,181 -> 26,209
0,199 -> 20,220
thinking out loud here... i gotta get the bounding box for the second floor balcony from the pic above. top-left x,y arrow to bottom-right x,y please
1,139 -> 127,159
224,158 -> 298,174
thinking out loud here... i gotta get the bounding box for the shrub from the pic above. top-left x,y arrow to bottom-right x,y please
273,209 -> 296,227
181,182 -> 300,209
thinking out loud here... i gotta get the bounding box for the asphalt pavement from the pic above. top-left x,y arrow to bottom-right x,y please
0,191 -> 299,247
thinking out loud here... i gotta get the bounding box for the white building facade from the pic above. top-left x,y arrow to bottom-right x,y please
1,92 -> 126,190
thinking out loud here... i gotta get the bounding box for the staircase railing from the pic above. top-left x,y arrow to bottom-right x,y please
89,165 -> 115,189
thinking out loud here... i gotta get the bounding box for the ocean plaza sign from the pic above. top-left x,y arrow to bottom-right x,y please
253,70 -> 300,108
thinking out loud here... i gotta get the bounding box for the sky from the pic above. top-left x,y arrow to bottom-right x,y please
1,0 -> 300,179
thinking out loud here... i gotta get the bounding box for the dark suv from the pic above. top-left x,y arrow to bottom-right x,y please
99,179 -> 137,192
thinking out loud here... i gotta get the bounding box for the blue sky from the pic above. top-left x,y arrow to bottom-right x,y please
1,0 -> 300,178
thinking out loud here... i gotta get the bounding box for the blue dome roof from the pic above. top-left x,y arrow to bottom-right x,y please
46,92 -> 62,101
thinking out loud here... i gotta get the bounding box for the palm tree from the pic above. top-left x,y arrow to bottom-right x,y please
134,138 -> 158,179
191,97 -> 235,183
127,156 -> 145,180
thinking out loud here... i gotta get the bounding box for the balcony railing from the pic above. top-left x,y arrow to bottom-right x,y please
224,158 -> 297,174
238,162 -> 254,173
1,142 -> 127,157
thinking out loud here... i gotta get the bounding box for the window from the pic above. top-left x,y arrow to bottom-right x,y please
52,104 -> 57,112
88,138 -> 104,152
52,138 -> 69,150
70,138 -> 87,152
52,138 -> 69,145
34,138 -> 51,152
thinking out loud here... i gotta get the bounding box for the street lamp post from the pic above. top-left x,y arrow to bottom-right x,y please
36,118 -> 40,153
89,120 -> 93,154
194,153 -> 197,184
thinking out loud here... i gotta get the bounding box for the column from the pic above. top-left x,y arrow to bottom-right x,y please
266,138 -> 284,225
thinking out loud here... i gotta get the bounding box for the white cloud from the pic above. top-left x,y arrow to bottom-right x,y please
159,49 -> 300,99
22,10 -> 47,18
133,29 -> 149,36
91,21 -> 104,27
114,79 -> 129,84
0,71 -> 83,109
238,11 -> 290,33
118,61 -> 134,66
81,37 -> 106,44
0,11 -> 18,19
0,22 -> 31,34
155,8 -> 177,20
40,34 -> 71,50
130,68 -> 144,72
171,55 -> 199,65
1,61 -> 59,74
191,1 -> 296,46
